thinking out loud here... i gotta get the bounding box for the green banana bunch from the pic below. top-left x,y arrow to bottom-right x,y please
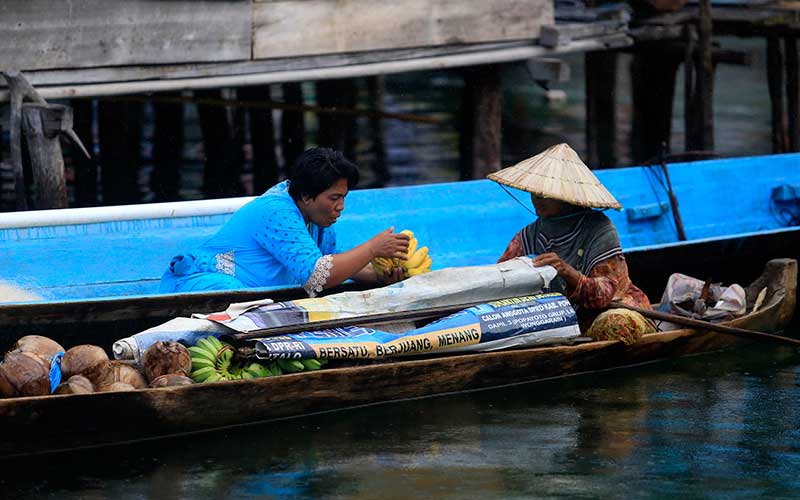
189,336 -> 252,382
189,336 -> 327,383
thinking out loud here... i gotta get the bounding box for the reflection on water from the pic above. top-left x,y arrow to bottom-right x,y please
4,339 -> 800,499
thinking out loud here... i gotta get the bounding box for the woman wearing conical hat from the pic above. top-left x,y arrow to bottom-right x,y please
489,143 -> 651,332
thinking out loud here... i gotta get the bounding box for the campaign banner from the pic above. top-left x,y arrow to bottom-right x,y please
253,293 -> 580,361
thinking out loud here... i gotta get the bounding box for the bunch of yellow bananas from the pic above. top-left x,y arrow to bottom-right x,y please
371,230 -> 432,279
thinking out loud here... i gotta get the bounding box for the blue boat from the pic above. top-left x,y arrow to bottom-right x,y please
2,153 -> 799,346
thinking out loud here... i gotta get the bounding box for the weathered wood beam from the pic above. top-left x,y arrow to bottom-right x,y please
0,37 -> 633,102
253,0 -> 553,59
0,71 -> 47,211
20,103 -> 68,209
0,41 -> 578,89
0,0 -> 251,71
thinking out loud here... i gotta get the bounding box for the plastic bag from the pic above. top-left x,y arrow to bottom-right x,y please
657,273 -> 746,322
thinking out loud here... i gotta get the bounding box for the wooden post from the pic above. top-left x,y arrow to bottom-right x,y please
631,46 -> 681,163
367,75 -> 390,187
585,51 -> 618,168
316,78 -> 358,160
697,0 -> 714,151
239,85 -> 278,193
98,98 -> 142,204
1,71 -> 47,211
21,103 -> 68,209
8,85 -> 28,210
196,89 -> 242,197
459,65 -> 502,180
767,36 -> 787,153
785,36 -> 799,152
684,25 -> 698,152
71,99 -> 98,206
151,92 -> 183,201
281,83 -> 306,169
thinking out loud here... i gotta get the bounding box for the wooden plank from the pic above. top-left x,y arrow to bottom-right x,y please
540,19 -> 628,48
1,36 -> 633,102
5,41 -> 545,88
0,0 -> 251,71
253,0 -> 553,59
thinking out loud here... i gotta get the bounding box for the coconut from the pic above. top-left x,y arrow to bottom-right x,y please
111,361 -> 148,389
12,335 -> 65,361
18,351 -> 52,372
0,350 -> 51,397
61,345 -> 112,387
54,375 -> 94,395
96,361 -> 148,392
141,341 -> 192,383
0,367 -> 15,397
99,382 -> 135,392
149,374 -> 194,388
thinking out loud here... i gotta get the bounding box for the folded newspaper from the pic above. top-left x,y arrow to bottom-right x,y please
113,257 -> 559,361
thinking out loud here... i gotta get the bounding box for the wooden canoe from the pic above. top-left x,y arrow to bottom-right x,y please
3,153 -> 800,349
0,258 -> 794,459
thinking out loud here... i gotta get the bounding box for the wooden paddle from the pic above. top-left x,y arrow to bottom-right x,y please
611,301 -> 800,347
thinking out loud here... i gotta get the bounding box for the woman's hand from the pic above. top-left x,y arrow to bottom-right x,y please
379,266 -> 406,285
331,228 -> 409,290
533,252 -> 583,290
368,227 -> 410,260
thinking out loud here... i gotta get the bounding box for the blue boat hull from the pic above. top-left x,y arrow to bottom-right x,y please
0,153 -> 798,346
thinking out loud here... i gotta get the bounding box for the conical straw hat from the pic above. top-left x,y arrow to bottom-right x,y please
487,143 -> 621,209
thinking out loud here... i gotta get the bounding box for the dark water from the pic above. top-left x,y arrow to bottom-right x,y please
4,338 -> 800,499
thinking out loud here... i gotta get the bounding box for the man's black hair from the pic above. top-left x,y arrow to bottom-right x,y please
287,147 -> 359,200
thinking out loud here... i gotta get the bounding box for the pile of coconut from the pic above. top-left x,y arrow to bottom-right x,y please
0,336 -> 194,398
